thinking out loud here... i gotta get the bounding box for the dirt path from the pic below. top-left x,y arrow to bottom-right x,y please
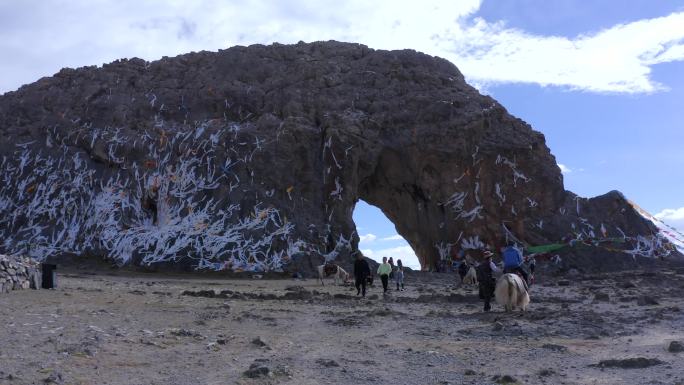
1,269 -> 683,385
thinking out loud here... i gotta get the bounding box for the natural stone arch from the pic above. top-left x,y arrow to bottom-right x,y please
0,41 -> 676,273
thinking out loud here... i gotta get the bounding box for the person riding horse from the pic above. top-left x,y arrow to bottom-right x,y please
502,244 -> 529,285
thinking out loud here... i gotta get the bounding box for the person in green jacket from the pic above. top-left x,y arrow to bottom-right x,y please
377,257 -> 392,294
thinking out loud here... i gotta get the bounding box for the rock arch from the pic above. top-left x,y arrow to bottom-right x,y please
0,41 -> 676,272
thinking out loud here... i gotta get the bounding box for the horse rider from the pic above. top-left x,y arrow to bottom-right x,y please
502,243 -> 529,285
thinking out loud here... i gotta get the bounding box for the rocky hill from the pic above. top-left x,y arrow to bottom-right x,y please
0,41 -> 678,272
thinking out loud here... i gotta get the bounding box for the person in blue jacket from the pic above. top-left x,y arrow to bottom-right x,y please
502,243 -> 529,284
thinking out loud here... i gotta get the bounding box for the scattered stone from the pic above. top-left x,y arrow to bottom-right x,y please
43,371 -> 64,384
169,328 -> 204,339
542,344 -> 568,352
492,374 -> 518,384
284,285 -> 305,292
316,359 -> 340,367
637,296 -> 659,306
368,308 -> 394,317
594,292 -> 610,302
328,317 -> 360,327
251,337 -> 269,348
618,281 -> 636,289
594,357 -> 665,369
668,341 -> 684,353
538,369 -> 555,376
243,364 -> 270,378
182,290 -> 218,298
464,369 -> 477,376
558,280 -> 571,287
272,365 -> 292,377
492,322 -> 504,331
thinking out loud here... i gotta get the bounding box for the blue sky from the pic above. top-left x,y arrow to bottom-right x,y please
1,0 -> 683,268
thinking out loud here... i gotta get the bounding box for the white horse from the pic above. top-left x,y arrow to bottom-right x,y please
317,264 -> 351,286
462,266 -> 478,285
495,273 -> 530,312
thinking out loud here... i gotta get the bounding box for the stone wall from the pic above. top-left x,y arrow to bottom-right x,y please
0,255 -> 41,293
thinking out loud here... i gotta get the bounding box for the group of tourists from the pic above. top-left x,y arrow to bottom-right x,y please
351,242 -> 535,311
353,254 -> 405,297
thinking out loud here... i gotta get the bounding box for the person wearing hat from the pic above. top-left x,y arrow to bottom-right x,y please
476,250 -> 499,311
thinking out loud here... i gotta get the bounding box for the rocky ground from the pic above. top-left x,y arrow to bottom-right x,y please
1,267 -> 683,385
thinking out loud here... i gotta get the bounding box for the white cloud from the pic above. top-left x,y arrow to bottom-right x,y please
655,207 -> 684,233
558,163 -> 572,174
359,233 -> 377,243
446,12 -> 684,93
1,1 -> 682,94
381,234 -> 405,241
361,244 -> 421,269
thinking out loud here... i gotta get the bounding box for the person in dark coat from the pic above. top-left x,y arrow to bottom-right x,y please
476,251 -> 498,312
353,253 -> 371,297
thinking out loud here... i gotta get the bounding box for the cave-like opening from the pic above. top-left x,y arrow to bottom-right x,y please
352,199 -> 422,270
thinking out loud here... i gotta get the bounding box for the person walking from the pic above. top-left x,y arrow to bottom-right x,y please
388,257 -> 395,280
353,253 -> 371,297
476,251 -> 498,311
395,259 -> 405,291
377,257 -> 392,294
527,255 -> 536,285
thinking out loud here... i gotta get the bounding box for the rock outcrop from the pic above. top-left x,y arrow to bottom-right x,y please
0,255 -> 41,292
0,41 -> 678,272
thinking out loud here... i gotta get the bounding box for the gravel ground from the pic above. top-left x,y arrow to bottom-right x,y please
1,268 -> 683,385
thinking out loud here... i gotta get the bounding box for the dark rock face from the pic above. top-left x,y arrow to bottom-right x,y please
0,41 -> 677,272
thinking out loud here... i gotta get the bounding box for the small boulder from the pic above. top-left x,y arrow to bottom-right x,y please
316,358 -> 340,367
538,368 -> 555,376
243,364 -> 270,378
594,292 -> 610,302
251,336 -> 269,348
668,341 -> 684,353
492,374 -> 518,384
542,344 -> 568,352
637,296 -> 659,306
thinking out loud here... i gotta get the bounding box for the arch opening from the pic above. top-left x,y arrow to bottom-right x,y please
352,199 -> 421,270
